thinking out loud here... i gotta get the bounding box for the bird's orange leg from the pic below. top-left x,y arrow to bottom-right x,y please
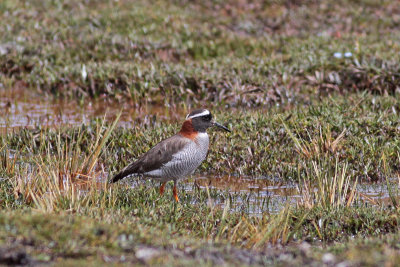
159,182 -> 167,195
173,181 -> 180,202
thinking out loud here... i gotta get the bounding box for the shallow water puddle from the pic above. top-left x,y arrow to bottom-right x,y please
183,176 -> 400,214
0,88 -> 184,131
357,181 -> 400,206
184,176 -> 300,214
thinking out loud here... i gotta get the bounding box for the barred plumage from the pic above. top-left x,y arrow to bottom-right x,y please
148,132 -> 209,180
110,109 -> 230,202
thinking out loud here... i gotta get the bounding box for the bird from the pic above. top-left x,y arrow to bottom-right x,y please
110,109 -> 231,202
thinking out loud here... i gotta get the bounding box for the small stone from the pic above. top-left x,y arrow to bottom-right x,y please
336,260 -> 351,267
278,253 -> 293,262
322,252 -> 336,264
0,248 -> 31,265
299,241 -> 311,255
333,52 -> 342,59
135,247 -> 162,262
344,52 -> 353,58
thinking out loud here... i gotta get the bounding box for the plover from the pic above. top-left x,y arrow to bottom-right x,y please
110,109 -> 230,202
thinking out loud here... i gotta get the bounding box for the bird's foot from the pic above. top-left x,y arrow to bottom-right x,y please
173,184 -> 180,202
159,182 -> 166,195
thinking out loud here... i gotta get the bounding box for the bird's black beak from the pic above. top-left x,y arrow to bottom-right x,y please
212,121 -> 231,132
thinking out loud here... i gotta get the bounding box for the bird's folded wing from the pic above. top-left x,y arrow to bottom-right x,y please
110,134 -> 190,183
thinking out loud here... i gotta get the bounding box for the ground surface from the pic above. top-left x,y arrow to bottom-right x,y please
1,0 -> 400,266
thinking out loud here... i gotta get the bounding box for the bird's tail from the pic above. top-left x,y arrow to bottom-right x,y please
109,160 -> 141,183
109,168 -> 133,183
109,171 -> 125,183
109,163 -> 140,183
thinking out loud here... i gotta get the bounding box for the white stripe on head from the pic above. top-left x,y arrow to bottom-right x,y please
186,109 -> 210,119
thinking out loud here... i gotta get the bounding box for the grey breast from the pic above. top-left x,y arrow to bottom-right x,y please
145,133 -> 209,179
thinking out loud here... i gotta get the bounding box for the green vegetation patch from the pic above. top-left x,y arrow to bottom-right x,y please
2,93 -> 399,181
1,92 -> 400,264
2,0 -> 400,265
1,0 -> 400,105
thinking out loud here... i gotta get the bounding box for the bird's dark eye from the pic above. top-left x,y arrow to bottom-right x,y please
203,114 -> 212,121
